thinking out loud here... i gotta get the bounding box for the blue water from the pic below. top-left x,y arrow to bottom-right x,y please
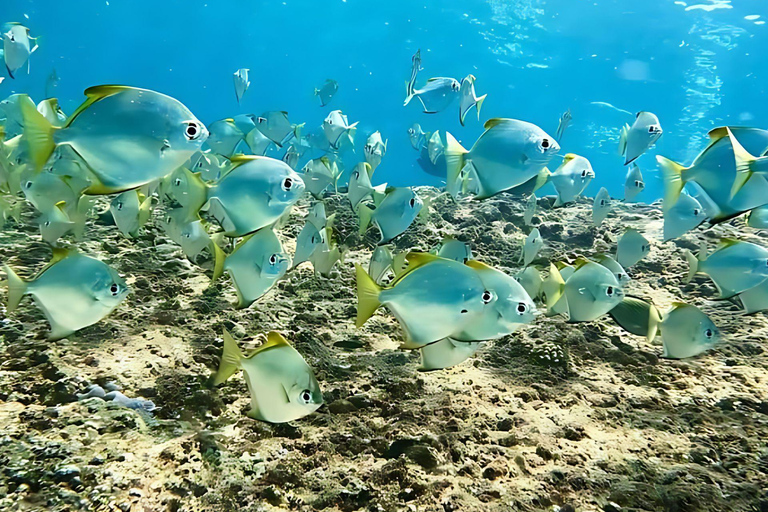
3,0 -> 766,200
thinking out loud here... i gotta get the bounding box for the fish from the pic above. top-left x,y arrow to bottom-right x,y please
659,127 -> 768,221
684,239 -> 768,298
404,77 -> 461,114
322,110 -> 358,151
306,201 -> 333,231
727,127 -> 768,198
177,219 -> 214,261
219,228 -> 290,308
37,98 -> 67,127
188,152 -> 230,182
595,254 -> 631,286
358,187 -> 423,244
746,204 -> 768,229
355,253 -> 487,348
660,303 -> 719,359
310,233 -> 345,277
427,131 -> 444,165
608,296 -> 661,342
618,111 -> 662,165
408,123 -> 428,150
110,189 -> 151,238
206,118 -> 245,157
444,119 -> 560,199
453,260 -> 537,341
292,221 -> 327,268
282,145 -> 300,170
546,260 -> 624,322
624,164 -> 645,202
662,192 -> 706,241
202,155 -> 305,237
615,229 -> 650,268
164,166 -> 208,221
233,68 -> 250,104
520,228 -> 543,267
458,74 -> 487,126
523,193 -> 537,226
515,266 -> 542,300
541,263 -> 571,317
19,166 -> 79,214
314,79 -> 338,107
348,162 -> 386,211
245,127 -> 274,156
737,279 -> 768,314
431,236 -> 472,263
364,131 -> 387,172
4,249 -> 129,340
555,109 -> 572,141
302,156 -> 342,199
368,246 -> 394,285
592,187 -> 611,226
211,330 -> 323,423
549,153 -> 595,206
405,49 -> 422,103
20,86 -> 208,193
420,338 -> 482,371
0,93 -> 36,139
3,23 -> 38,78
38,201 -> 74,246
255,111 -> 302,148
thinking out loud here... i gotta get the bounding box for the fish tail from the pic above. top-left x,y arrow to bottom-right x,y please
347,123 -> 358,146
210,239 -> 226,282
444,132 -> 468,198
404,82 -> 415,107
728,127 -> 762,199
355,263 -> 382,327
618,124 -> 629,157
683,249 -> 700,284
657,155 -> 686,211
647,304 -> 661,343
3,264 -> 27,312
19,95 -> 57,171
358,203 -> 373,235
533,167 -> 551,192
210,329 -> 243,386
543,263 -> 566,310
475,94 -> 487,121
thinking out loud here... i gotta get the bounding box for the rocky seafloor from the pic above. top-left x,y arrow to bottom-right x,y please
1,187 -> 767,512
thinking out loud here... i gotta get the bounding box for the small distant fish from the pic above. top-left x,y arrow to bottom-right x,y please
549,153 -> 595,206
4,249 -> 129,340
616,228 -> 651,268
420,338 -> 482,371
207,118 -> 245,157
592,187 -> 612,226
292,221 -> 327,269
282,145 -> 300,170
408,123 -> 428,150
314,79 -> 338,107
661,303 -> 719,359
110,189 -> 151,238
38,201 -> 74,246
3,23 -> 38,78
310,232 -> 345,277
36,98 -> 67,127
427,131 -> 444,165
663,193 -> 706,241
164,166 -> 207,219
233,68 -> 250,104
746,204 -> 768,229
322,110 -> 358,150
545,260 -> 624,322
256,111 -> 303,148
405,49 -> 422,104
302,156 -> 342,199
364,131 -> 387,172
555,109 -> 572,141
177,219 -> 214,261
458,74 -> 487,126
515,266 -> 542,300
404,77 -> 461,114
608,296 -> 661,342
219,228 -> 291,308
368,246 -> 394,285
20,167 -> 79,214
520,228 -> 543,267
432,236 -> 472,263
211,330 -> 323,423
189,152 -> 229,182
624,164 -> 645,202
245,127 -> 274,156
20,86 -> 208,193
444,119 -> 560,199
358,187 -> 423,244
737,278 -> 768,314
524,193 -> 537,226
348,162 -> 386,211
684,239 -> 768,298
618,111 -> 663,165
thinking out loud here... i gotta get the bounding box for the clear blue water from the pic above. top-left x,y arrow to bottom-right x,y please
3,0 -> 766,200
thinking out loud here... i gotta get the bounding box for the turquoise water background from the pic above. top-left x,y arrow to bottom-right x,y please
2,0 -> 766,200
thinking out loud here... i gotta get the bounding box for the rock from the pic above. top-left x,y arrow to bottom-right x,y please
587,393 -> 618,408
482,459 -> 509,480
328,399 -> 357,414
53,465 -> 81,483
603,503 -> 621,512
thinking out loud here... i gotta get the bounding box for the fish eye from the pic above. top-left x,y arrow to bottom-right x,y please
269,254 -> 277,265
282,177 -> 293,191
693,208 -> 700,216
328,118 -> 333,125
44,221 -> 50,227
606,286 -> 614,297
110,283 -> 120,296
184,122 -> 202,141
408,128 -> 414,135
116,202 -> 123,210
409,198 -> 415,208
541,139 -> 550,149
581,170 -> 587,178
704,328 -> 713,338
600,200 -> 605,206
482,291 -> 493,304
24,181 -> 32,189
617,273 -> 624,280
516,302 -> 528,315
174,178 -> 182,186
353,171 -> 359,179
299,389 -> 312,404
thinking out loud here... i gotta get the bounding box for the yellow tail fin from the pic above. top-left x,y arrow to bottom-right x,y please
355,264 -> 382,327
728,127 -> 758,199
444,132 -> 468,198
475,94 -> 487,120
211,329 -> 243,386
3,264 -> 28,312
20,95 -> 57,171
358,203 -> 373,235
657,156 -> 686,211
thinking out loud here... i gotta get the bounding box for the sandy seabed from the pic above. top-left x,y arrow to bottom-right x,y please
1,188 -> 767,512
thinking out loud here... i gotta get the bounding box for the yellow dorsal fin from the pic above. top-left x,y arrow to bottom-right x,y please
573,256 -> 592,269
483,118 -> 511,130
670,302 -> 688,310
262,332 -> 290,350
554,261 -> 572,271
228,154 -> 262,167
717,238 -> 740,249
707,127 -> 729,141
67,85 -> 133,126
54,200 -> 67,211
563,153 -> 577,163
224,118 -> 235,123
51,247 -> 70,263
391,252 -> 442,285
465,259 -> 493,272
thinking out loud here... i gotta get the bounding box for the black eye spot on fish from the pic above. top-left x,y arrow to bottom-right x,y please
482,291 -> 493,303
